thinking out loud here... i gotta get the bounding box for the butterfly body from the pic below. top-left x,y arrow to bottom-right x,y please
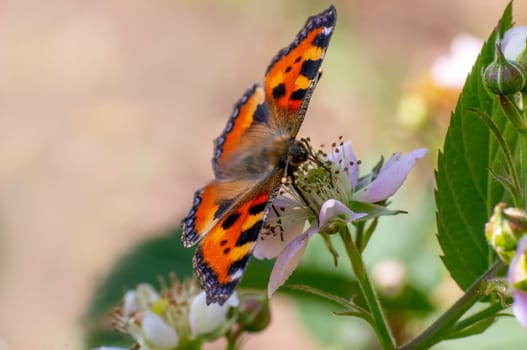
182,6 -> 336,305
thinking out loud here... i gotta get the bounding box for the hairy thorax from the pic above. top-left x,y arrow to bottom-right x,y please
221,135 -> 307,179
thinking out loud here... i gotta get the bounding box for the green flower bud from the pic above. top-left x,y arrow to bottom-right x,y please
485,202 -> 527,264
237,294 -> 271,332
484,44 -> 527,95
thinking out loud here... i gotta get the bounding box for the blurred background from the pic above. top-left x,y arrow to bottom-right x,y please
1,0 -> 527,349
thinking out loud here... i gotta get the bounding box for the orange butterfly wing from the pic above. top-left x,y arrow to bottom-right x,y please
182,85 -> 284,304
264,5 -> 336,135
182,6 -> 336,305
182,85 -> 267,247
213,84 -> 269,177
193,190 -> 271,304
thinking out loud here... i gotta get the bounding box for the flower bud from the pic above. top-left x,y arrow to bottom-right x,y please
483,44 -> 527,95
189,291 -> 239,338
237,294 -> 271,332
485,203 -> 527,264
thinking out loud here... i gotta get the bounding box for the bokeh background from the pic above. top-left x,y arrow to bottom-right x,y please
1,0 -> 527,349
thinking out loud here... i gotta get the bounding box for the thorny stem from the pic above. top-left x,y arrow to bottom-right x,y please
341,225 -> 396,350
398,260 -> 505,350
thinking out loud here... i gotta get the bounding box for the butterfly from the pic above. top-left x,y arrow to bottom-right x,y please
182,6 -> 336,305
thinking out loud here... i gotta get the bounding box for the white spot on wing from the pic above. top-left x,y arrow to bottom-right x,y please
323,27 -> 333,35
231,269 -> 244,281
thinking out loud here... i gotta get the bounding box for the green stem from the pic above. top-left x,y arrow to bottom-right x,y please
341,226 -> 396,350
226,326 -> 242,350
398,260 -> 504,350
361,218 -> 379,252
499,94 -> 527,135
226,342 -> 238,350
355,221 -> 365,252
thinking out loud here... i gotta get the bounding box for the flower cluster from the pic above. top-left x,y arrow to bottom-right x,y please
94,277 -> 239,350
482,25 -> 527,329
486,203 -> 527,327
254,139 -> 427,296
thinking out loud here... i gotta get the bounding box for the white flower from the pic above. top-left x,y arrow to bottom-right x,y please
255,140 -> 427,297
141,311 -> 180,349
99,278 -> 239,349
122,284 -> 160,317
430,33 -> 483,88
189,291 -> 239,337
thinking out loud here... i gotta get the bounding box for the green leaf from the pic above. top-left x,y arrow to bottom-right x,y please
435,2 -> 515,290
348,200 -> 407,218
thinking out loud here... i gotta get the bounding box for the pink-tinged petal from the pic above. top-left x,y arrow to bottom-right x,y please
253,220 -> 306,260
354,148 -> 427,203
509,237 -> 527,327
513,290 -> 527,328
327,140 -> 359,189
319,199 -> 367,228
254,195 -> 308,260
509,236 -> 527,284
268,227 -> 318,297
